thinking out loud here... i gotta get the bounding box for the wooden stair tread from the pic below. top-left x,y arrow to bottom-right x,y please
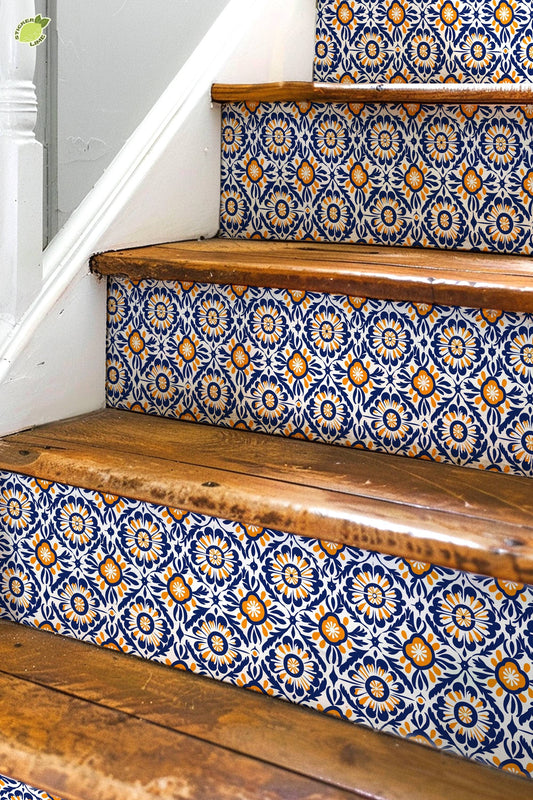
2,409 -> 533,582
0,622 -> 359,800
91,239 -> 533,314
1,619 -> 531,800
211,80 -> 533,105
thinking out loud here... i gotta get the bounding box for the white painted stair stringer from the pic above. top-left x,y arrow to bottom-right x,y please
0,0 -> 314,437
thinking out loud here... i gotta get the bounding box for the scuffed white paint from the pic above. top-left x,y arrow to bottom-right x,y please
62,136 -> 111,164
0,0 -> 315,436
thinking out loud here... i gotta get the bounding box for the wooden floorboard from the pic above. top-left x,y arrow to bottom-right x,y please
1,409 -> 533,582
1,620 -> 531,800
0,674 -> 358,800
90,239 -> 533,314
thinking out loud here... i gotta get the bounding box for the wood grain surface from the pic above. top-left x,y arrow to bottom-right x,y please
90,239 -> 533,314
2,409 -> 533,582
211,80 -> 533,105
1,620 -> 531,800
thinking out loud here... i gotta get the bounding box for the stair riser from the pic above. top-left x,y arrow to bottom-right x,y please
106,277 -> 533,477
220,101 -> 533,254
314,0 -> 533,83
1,468 -> 532,777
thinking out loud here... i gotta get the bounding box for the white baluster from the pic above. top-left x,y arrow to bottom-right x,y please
0,0 -> 43,326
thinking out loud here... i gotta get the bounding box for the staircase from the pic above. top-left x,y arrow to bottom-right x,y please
1,1 -> 533,797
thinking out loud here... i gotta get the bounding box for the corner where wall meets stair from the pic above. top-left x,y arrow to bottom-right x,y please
2,0 -> 533,797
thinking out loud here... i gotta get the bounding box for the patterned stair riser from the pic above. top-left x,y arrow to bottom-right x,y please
1,470 -> 532,776
220,101 -> 533,254
106,277 -> 533,477
314,0 -> 533,82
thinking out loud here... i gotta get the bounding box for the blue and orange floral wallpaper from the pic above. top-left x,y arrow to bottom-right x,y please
106,277 -> 533,477
1,470 -> 532,776
314,0 -> 533,83
219,101 -> 533,254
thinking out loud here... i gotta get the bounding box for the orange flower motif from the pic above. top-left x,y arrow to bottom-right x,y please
96,551 -> 129,597
99,556 -> 123,586
236,523 -> 272,548
398,560 -> 440,586
492,0 -> 517,33
402,633 -> 440,676
347,296 -> 367,310
285,347 -> 313,389
95,632 -> 129,653
129,330 -> 144,354
226,338 -> 254,378
240,593 -> 267,624
344,357 -> 372,393
408,303 -> 439,324
351,661 -> 401,713
2,568 -> 34,611
488,651 -> 533,702
167,574 -> 192,604
178,336 -> 196,362
294,155 -> 322,197
273,642 -> 316,692
459,104 -> 479,121
345,158 -> 371,193
30,533 -> 61,576
435,0 -> 460,30
475,373 -> 508,413
404,164 -> 425,195
313,606 -> 351,653
386,0 -> 409,34
162,507 -> 188,523
237,589 -> 273,638
333,0 -> 356,30
315,539 -> 345,558
460,166 -> 483,197
409,364 -> 440,407
243,156 -> 266,188
477,308 -> 505,328
489,579 -> 526,601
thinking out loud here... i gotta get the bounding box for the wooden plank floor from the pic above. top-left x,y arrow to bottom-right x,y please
0,620 -> 531,800
1,409 -> 533,581
90,238 -> 533,313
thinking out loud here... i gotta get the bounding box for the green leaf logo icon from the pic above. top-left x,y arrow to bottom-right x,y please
16,15 -> 51,46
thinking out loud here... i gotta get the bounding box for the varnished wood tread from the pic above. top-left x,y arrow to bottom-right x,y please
0,620 -> 531,800
91,239 -> 533,314
211,80 -> 533,105
1,409 -> 533,582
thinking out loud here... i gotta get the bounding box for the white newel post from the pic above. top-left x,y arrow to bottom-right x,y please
0,0 -> 43,327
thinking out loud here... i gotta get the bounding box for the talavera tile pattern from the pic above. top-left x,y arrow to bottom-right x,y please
1,470 -> 532,776
219,101 -> 533,254
0,775 -> 60,800
314,0 -> 533,82
106,276 -> 533,477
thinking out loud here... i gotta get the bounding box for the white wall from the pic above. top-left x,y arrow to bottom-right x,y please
55,0 -> 230,230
